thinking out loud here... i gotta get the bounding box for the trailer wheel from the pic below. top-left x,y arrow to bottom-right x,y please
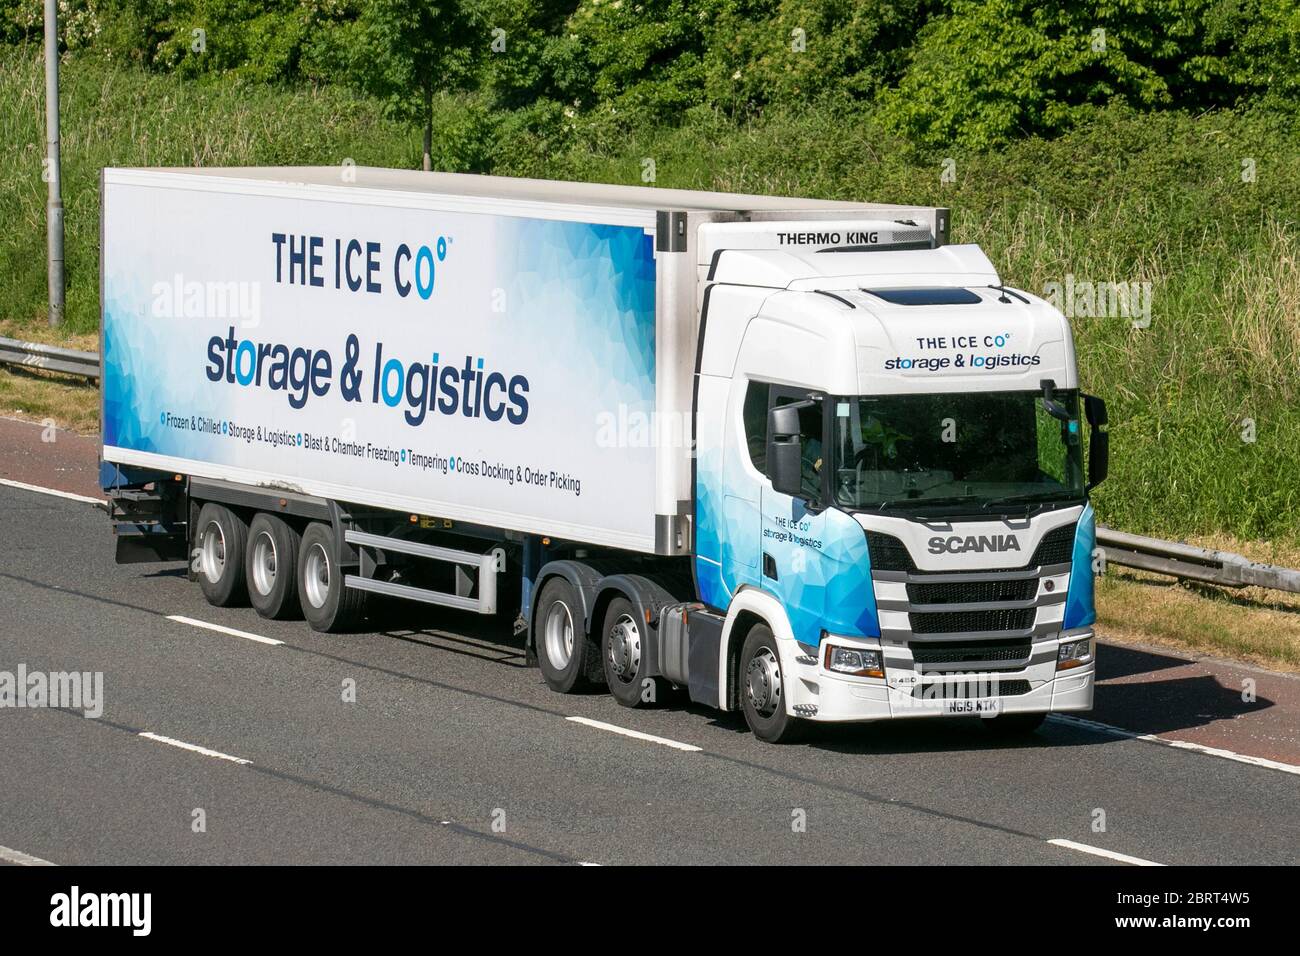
195,503 -> 248,607
535,577 -> 602,693
298,522 -> 367,633
245,513 -> 301,620
980,712 -> 1046,735
601,597 -> 667,708
740,625 -> 806,743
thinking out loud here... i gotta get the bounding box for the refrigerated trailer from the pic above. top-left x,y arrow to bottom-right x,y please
100,166 -> 1109,742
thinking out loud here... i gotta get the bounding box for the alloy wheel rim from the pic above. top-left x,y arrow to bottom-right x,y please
303,543 -> 330,609
544,601 -> 575,668
251,530 -> 277,596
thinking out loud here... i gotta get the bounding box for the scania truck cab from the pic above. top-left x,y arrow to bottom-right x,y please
685,222 -> 1107,741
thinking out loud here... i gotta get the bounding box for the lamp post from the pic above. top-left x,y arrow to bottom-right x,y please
45,0 -> 65,328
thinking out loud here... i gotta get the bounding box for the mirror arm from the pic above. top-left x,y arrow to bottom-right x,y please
1039,378 -> 1071,422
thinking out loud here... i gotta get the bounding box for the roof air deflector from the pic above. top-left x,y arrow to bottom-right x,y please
863,287 -> 981,306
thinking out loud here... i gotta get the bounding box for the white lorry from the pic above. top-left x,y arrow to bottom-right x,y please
100,166 -> 1108,742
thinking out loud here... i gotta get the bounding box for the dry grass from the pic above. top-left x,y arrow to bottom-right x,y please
0,367 -> 100,434
1219,221 -> 1300,398
0,318 -> 98,353
1098,533 -> 1300,672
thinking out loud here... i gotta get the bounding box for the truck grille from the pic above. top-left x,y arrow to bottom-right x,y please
905,578 -> 1036,605
867,523 -> 1077,574
909,640 -> 1032,666
865,532 -> 917,572
1031,524 -> 1076,566
909,608 -> 1034,634
869,522 -> 1075,645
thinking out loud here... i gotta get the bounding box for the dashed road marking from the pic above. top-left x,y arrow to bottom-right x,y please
0,477 -> 103,506
1047,838 -> 1164,866
566,716 -> 702,752
167,615 -> 284,647
138,731 -> 252,765
0,843 -> 56,866
1050,714 -> 1300,777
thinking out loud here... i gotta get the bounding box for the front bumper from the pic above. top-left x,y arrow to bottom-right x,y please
782,632 -> 1095,723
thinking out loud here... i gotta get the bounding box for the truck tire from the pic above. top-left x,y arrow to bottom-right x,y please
981,712 -> 1046,735
535,577 -> 603,693
298,522 -> 367,633
245,513 -> 301,620
195,502 -> 249,607
740,625 -> 806,743
601,597 -> 667,708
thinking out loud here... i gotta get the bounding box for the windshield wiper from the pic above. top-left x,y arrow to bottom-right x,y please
868,494 -> 983,511
981,490 -> 1076,509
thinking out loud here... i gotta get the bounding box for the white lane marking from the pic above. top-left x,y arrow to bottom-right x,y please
138,732 -> 251,765
1048,838 -> 1164,866
566,716 -> 702,752
0,477 -> 103,506
0,843 -> 56,866
167,615 -> 284,647
1050,714 -> 1300,777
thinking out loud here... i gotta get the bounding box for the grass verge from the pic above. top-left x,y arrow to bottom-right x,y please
0,366 -> 100,434
1098,535 -> 1300,672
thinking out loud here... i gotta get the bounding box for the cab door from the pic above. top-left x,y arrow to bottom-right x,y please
719,377 -> 765,593
759,388 -> 831,646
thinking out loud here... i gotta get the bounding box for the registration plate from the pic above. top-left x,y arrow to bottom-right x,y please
944,698 -> 1002,716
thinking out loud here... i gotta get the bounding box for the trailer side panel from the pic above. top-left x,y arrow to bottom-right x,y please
102,171 -> 661,553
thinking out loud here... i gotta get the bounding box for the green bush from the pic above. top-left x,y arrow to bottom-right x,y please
505,0 -> 937,122
699,0 -> 937,110
12,0 -> 1297,151
877,0 -> 1299,149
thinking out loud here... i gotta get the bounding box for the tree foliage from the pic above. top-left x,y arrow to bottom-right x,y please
877,0 -> 1300,149
3,0 -> 1298,151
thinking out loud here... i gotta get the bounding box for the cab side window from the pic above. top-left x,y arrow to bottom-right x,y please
770,389 -> 825,499
742,380 -> 770,473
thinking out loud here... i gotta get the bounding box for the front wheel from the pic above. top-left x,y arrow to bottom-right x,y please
739,625 -> 805,743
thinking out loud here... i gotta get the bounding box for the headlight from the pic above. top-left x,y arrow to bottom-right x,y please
1057,636 -> 1093,670
824,644 -> 884,678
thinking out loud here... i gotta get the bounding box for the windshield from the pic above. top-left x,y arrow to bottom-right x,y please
831,390 -> 1085,512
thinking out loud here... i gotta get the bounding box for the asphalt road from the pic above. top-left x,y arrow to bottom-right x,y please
0,483 -> 1298,865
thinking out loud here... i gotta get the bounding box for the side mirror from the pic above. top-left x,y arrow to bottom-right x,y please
1083,394 -> 1109,490
1084,393 -> 1108,428
768,403 -> 808,499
